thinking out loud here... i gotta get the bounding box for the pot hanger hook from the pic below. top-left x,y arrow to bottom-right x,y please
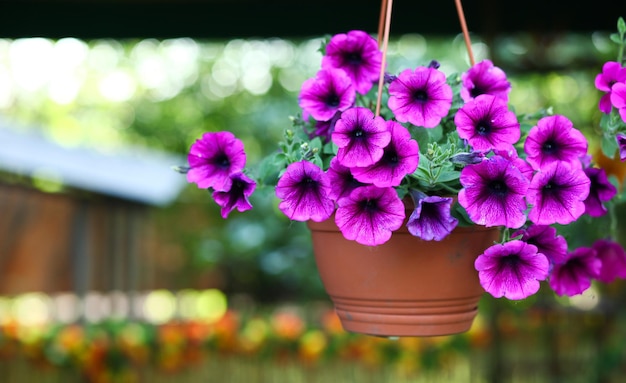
375,0 -> 476,117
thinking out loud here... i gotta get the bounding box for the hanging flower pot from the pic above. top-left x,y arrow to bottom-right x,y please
307,207 -> 500,337
179,0 -> 626,339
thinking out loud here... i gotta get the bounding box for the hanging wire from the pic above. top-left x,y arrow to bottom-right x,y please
377,0 -> 387,47
376,0 -> 475,116
375,0 -> 393,117
455,0 -> 475,66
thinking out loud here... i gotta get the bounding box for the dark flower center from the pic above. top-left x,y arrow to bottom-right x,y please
421,202 -> 439,218
542,140 -> 558,154
227,179 -> 245,202
488,180 -> 508,196
325,93 -> 340,107
476,119 -> 491,135
352,128 -> 365,139
412,89 -> 429,103
344,51 -> 362,65
500,254 -> 521,268
470,85 -> 485,98
542,181 -> 560,195
382,147 -> 399,165
215,154 -> 230,169
359,198 -> 378,212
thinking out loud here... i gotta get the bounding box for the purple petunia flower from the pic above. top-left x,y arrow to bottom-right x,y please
331,106 -> 391,168
322,30 -> 382,95
460,59 -> 512,102
617,133 -> 626,161
458,155 -> 530,229
454,94 -> 520,152
592,239 -> 626,283
527,161 -> 590,225
461,60 -> 511,102
298,68 -> 356,122
595,61 -> 626,113
309,111 -> 342,143
495,149 -> 534,181
213,172 -> 256,218
523,115 -> 588,171
275,160 -> 335,222
335,185 -> 405,246
583,167 -> 617,217
326,157 -> 367,202
387,66 -> 453,128
549,247 -> 601,297
406,191 -> 458,241
610,82 -> 626,123
350,120 -> 419,187
187,131 -> 247,191
512,224 -> 568,265
475,240 -> 550,300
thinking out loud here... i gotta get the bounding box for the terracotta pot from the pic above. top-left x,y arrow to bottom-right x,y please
307,212 -> 500,337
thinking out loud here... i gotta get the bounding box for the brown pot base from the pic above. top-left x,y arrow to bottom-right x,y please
334,297 -> 480,337
308,216 -> 500,337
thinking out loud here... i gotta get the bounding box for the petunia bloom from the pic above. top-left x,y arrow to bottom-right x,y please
512,224 -> 568,265
549,247 -> 601,296
527,161 -> 590,225
583,167 -> 617,217
387,66 -> 453,128
460,59 -> 511,102
335,185 -> 405,246
458,155 -> 530,229
523,115 -> 588,171
322,30 -> 382,95
332,106 -> 391,167
326,157 -> 367,202
298,68 -> 356,122
406,191 -> 458,241
594,61 -> 626,113
495,149 -> 534,181
351,120 -> 419,187
309,111 -> 342,143
187,131 -> 247,191
454,94 -> 520,152
212,172 -> 256,218
275,160 -> 335,222
610,82 -> 626,123
475,240 -> 550,300
592,239 -> 626,283
617,133 -> 626,161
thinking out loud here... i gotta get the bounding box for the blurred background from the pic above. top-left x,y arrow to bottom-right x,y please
1,0 -> 626,382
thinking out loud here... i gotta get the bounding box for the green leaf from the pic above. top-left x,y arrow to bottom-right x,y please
618,16 -> 626,36
610,33 -> 622,45
601,133 -> 618,159
411,126 -> 431,147
451,202 -> 475,227
255,153 -> 284,185
436,170 -> 461,183
322,142 -> 337,155
308,136 -> 323,152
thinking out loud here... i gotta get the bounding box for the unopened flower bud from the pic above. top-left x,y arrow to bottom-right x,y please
450,151 -> 485,165
428,60 -> 441,69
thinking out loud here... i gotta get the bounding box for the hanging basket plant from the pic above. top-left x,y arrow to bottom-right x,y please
178,0 -> 626,337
